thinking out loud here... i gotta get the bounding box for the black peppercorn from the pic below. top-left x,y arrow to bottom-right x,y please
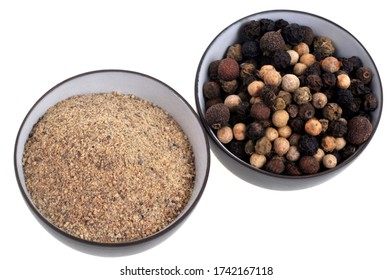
363,93 -> 378,111
298,135 -> 319,156
282,23 -> 305,45
272,50 -> 291,69
286,104 -> 299,118
250,102 -> 271,121
203,81 -> 221,99
356,67 -> 372,84
242,40 -> 260,58
313,36 -> 335,59
265,157 -> 286,174
349,56 -> 363,71
289,117 -> 304,134
328,119 -> 347,137
340,144 -> 356,159
240,63 -> 258,85
298,103 -> 315,121
336,89 -> 354,107
350,79 -> 371,96
246,121 -> 265,140
306,74 -> 323,92
208,60 -> 221,81
322,72 -> 336,87
240,20 -> 261,40
275,19 -> 289,30
230,140 -> 247,160
340,57 -> 354,73
301,25 -> 314,46
299,156 -> 320,174
259,18 -> 275,34
285,162 -> 302,176
259,30 -> 286,56
205,103 -> 230,130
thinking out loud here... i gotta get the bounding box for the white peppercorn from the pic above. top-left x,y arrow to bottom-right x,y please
312,92 -> 328,109
247,80 -> 265,97
313,148 -> 325,162
335,137 -> 346,151
299,53 -> 316,67
286,145 -> 300,161
249,153 -> 267,169
323,154 -> 337,169
274,137 -> 290,156
272,109 -> 289,128
265,127 -> 279,142
233,123 -> 246,140
255,136 -> 272,155
293,62 -> 307,76
293,42 -> 310,56
217,126 -> 233,144
263,70 -> 282,87
321,135 -> 336,152
337,73 -> 351,89
224,94 -> 242,111
278,125 -> 292,138
287,49 -> 299,65
281,74 -> 300,92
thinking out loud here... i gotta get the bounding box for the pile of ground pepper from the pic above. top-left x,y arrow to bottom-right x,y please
22,92 -> 195,243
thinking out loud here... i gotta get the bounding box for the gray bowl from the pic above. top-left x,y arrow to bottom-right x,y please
195,10 -> 382,189
14,69 -> 210,252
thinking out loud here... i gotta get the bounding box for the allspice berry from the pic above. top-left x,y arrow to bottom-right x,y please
346,116 -> 373,145
250,102 -> 271,121
205,103 -> 230,130
259,30 -> 286,56
299,156 -> 320,174
217,58 -> 240,81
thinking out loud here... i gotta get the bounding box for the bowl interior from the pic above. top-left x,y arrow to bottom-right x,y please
195,10 -> 382,179
15,69 -> 210,245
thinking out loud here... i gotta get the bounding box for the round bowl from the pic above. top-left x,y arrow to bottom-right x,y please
14,69 -> 210,250
195,10 -> 382,188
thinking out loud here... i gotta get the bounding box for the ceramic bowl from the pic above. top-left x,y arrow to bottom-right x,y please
195,10 -> 382,189
14,69 -> 210,250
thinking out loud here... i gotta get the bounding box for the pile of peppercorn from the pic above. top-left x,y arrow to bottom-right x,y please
203,18 -> 378,175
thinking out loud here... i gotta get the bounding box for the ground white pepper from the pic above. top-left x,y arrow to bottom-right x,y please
23,92 -> 195,243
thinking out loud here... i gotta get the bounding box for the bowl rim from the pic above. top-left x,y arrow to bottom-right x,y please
195,9 -> 383,180
14,69 -> 211,247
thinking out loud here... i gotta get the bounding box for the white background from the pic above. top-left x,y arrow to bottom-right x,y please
1,1 -> 391,279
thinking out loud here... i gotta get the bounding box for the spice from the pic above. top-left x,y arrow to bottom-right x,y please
272,109 -> 289,128
304,118 -> 323,136
250,102 -> 271,121
281,74 -> 300,92
356,67 -> 372,84
259,30 -> 286,56
346,116 -> 373,144
265,157 -> 286,174
203,81 -> 221,99
250,153 -> 267,169
322,154 -> 337,169
321,56 -> 341,73
218,58 -> 240,81
217,126 -> 233,144
299,156 -> 320,174
224,94 -> 242,111
233,123 -> 247,141
274,137 -> 290,156
23,92 -> 195,243
205,103 -> 230,129
313,36 -> 335,59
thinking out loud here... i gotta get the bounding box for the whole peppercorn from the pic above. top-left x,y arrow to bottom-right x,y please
235,101 -> 250,120
246,121 -> 265,140
313,148 -> 325,162
289,117 -> 304,134
272,109 -> 289,128
363,93 -> 378,111
286,145 -> 300,161
351,79 -> 371,96
349,56 -> 363,70
286,104 -> 299,118
306,74 -> 323,92
285,162 -> 302,176
259,18 -> 276,34
321,56 -> 341,73
226,43 -> 242,61
304,118 -> 323,136
278,125 -> 292,138
356,66 -> 372,84
313,36 -> 335,59
217,58 -> 240,81
272,97 -> 286,111
265,157 -> 286,174
293,42 -> 310,56
275,19 -> 289,30
281,74 -> 300,92
259,65 -> 276,79
340,57 -> 354,73
230,141 -> 247,160
299,156 -> 320,174
240,20 -> 261,40
346,116 -> 373,145
217,126 -> 233,144
321,135 -> 336,152
312,92 -> 328,109
293,63 -> 307,76
293,86 -> 312,105
205,97 -> 223,110
247,80 -> 265,97
244,139 -> 255,155
322,154 -> 337,169
265,127 -> 279,142
263,70 -> 282,87
242,40 -> 260,58
240,63 -> 258,85
274,137 -> 290,156
335,137 -> 346,151
208,60 -> 221,81
282,23 -> 305,45
287,50 -> 299,65
327,119 -> 347,137
321,72 -> 336,87
336,73 -> 351,89
277,90 -> 292,105
322,103 -> 342,121
301,25 -> 314,46
272,50 -> 291,69
289,133 -> 301,146
249,153 -> 267,169
205,103 -> 230,130
336,89 -> 354,108
233,123 -> 247,141
203,81 -> 221,99
220,79 -> 238,94
299,53 -> 316,67
340,144 -> 356,159
319,118 -> 329,133
255,136 -> 272,155
250,102 -> 271,121
304,62 -> 321,76
224,94 -> 242,111
298,103 -> 315,121
298,135 -> 319,156
259,30 -> 286,56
